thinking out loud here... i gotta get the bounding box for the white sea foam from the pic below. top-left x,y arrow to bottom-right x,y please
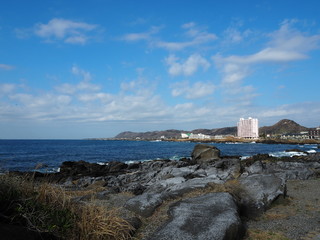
307,149 -> 317,153
125,160 -> 139,164
169,155 -> 182,161
97,162 -> 109,165
269,151 -> 307,158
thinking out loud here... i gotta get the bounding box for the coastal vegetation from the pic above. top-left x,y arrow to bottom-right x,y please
0,174 -> 133,240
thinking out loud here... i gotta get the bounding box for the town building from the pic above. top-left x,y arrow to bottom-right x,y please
181,133 -> 190,139
237,117 -> 259,139
180,133 -> 211,139
309,127 -> 320,139
280,132 -> 309,140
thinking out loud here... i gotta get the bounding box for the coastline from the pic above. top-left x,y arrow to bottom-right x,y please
2,144 -> 320,240
87,137 -> 320,145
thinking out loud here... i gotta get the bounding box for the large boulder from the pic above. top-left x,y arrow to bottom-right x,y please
191,144 -> 221,165
148,192 -> 244,240
238,174 -> 286,218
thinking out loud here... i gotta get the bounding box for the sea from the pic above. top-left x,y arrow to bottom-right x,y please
0,139 -> 319,173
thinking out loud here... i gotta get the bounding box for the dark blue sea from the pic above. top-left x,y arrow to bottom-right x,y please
0,140 -> 319,173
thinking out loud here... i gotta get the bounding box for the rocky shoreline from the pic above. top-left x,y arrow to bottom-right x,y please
10,144 -> 320,239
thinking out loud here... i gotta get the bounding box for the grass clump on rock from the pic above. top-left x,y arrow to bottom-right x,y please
0,174 -> 133,240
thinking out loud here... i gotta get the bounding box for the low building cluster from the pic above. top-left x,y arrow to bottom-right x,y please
181,133 -> 211,139
280,132 -> 309,140
277,128 -> 320,140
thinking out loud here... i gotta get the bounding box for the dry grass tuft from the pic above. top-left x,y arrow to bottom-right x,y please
75,205 -> 133,240
37,183 -> 70,208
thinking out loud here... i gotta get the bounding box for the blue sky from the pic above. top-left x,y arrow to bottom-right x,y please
1,0 -> 320,139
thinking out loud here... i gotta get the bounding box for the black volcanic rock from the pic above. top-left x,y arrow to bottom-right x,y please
191,144 -> 221,164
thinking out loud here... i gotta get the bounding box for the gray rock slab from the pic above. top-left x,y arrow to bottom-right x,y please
239,173 -> 286,218
125,176 -> 223,217
148,192 -> 244,240
125,193 -> 163,218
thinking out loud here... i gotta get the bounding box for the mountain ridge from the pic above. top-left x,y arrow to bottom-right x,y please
114,119 -> 311,139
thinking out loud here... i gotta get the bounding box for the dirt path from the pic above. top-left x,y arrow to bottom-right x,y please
245,179 -> 320,240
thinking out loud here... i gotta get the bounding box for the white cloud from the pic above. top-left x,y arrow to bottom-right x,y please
0,64 -> 15,70
71,66 -> 92,82
217,62 -> 250,84
223,47 -> 307,65
222,19 -> 252,45
155,22 -> 217,51
10,93 -> 71,109
122,26 -> 161,41
269,19 -> 320,53
171,81 -> 215,99
122,22 -> 216,51
33,18 -> 99,44
0,84 -> 16,94
1,75 -> 319,131
214,19 -> 320,85
77,93 -> 112,103
165,54 -> 210,76
55,66 -> 100,94
65,36 -> 88,44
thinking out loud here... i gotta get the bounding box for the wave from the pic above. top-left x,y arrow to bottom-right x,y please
269,151 -> 307,158
307,149 -> 317,153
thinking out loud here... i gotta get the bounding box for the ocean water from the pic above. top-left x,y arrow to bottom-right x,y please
0,140 -> 319,173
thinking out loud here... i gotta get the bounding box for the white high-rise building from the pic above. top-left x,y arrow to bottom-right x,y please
237,117 -> 259,139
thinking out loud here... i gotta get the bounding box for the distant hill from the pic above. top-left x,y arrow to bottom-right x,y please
191,127 -> 237,136
115,130 -> 183,139
259,119 -> 308,135
114,127 -> 237,139
114,119 -> 310,139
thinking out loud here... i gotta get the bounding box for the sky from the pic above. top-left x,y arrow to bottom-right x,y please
1,0 -> 320,139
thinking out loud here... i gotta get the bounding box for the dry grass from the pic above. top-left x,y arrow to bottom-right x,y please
0,174 -> 134,240
245,229 -> 290,240
75,205 -> 133,240
261,212 -> 291,221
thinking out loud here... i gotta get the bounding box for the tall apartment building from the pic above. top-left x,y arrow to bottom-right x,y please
237,117 -> 259,139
